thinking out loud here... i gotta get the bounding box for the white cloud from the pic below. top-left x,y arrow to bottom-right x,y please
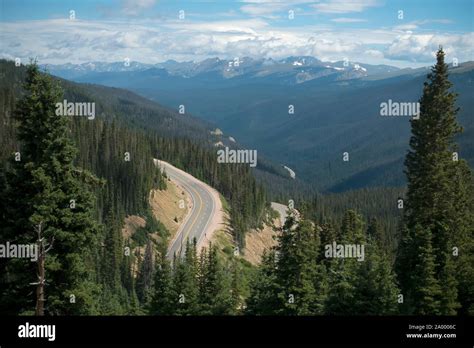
393,19 -> 453,31
312,0 -> 380,14
240,0 -> 314,16
385,32 -> 474,62
393,24 -> 419,31
121,0 -> 156,16
364,49 -> 384,58
0,17 -> 471,67
331,17 -> 367,23
240,4 -> 287,16
164,19 -> 268,34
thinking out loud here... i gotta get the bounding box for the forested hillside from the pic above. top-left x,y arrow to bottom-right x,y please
303,187 -> 405,257
0,60 -> 267,314
246,211 -> 400,315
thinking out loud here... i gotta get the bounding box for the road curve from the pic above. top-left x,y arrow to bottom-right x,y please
271,202 -> 289,226
154,159 -> 218,260
271,201 -> 300,226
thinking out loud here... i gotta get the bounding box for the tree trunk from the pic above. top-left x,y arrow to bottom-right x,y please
35,249 -> 45,316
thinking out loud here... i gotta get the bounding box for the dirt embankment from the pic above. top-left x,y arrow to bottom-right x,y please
148,178 -> 191,242
209,202 -> 286,265
121,179 -> 191,245
122,215 -> 146,240
243,218 -> 281,265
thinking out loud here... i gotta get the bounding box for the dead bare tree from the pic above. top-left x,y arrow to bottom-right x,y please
30,222 -> 54,316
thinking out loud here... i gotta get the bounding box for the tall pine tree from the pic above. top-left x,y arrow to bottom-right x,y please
397,48 -> 473,314
149,253 -> 174,315
1,62 -> 101,315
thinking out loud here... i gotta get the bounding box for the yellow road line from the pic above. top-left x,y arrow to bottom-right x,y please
177,174 -> 204,252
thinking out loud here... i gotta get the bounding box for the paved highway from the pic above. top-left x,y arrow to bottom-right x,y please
154,159 -> 216,260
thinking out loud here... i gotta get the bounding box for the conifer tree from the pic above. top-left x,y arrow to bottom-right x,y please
229,259 -> 243,314
319,222 -> 337,258
245,251 -> 279,315
198,245 -> 232,315
352,220 -> 399,314
367,217 -> 384,249
149,254 -> 174,315
325,210 -> 364,314
409,225 -> 442,315
121,238 -> 134,293
2,62 -> 100,315
275,218 -> 327,315
101,208 -> 122,290
128,288 -> 142,315
325,258 -> 358,314
340,210 -> 365,244
397,48 -> 473,314
136,239 -> 155,304
172,240 -> 199,315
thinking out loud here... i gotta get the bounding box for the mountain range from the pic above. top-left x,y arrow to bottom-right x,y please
44,56 -> 401,84
44,57 -> 474,192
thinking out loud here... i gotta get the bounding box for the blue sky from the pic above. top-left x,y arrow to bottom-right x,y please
1,0 -> 473,67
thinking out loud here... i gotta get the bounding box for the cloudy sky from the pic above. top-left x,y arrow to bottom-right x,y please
0,0 -> 472,67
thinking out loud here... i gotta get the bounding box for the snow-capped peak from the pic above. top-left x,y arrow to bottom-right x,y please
353,64 -> 367,72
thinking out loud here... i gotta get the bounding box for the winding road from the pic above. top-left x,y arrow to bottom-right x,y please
154,159 -> 218,260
